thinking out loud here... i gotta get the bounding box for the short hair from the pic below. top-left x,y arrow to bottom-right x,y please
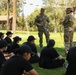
47,39 -> 55,47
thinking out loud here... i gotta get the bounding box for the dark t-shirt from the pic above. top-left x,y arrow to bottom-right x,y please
0,51 -> 6,66
23,42 -> 37,53
10,43 -> 20,53
40,47 -> 59,63
66,47 -> 76,74
0,51 -> 6,71
4,37 -> 12,44
1,56 -> 33,75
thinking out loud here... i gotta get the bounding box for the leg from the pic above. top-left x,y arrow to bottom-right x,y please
64,29 -> 70,54
69,31 -> 74,48
38,31 -> 43,48
43,29 -> 50,45
45,59 -> 65,69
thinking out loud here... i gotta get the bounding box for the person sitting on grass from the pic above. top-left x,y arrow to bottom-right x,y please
23,35 -> 39,64
0,40 -> 8,71
1,45 -> 39,75
39,39 -> 65,69
4,31 -> 13,53
10,36 -> 21,53
65,47 -> 76,75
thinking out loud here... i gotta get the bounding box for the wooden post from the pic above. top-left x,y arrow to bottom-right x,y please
7,0 -> 10,31
12,0 -> 17,34
73,0 -> 76,7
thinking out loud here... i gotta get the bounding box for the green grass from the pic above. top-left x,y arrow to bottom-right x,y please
0,30 -> 76,75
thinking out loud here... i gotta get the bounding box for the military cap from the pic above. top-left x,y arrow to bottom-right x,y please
6,31 -> 13,35
27,35 -> 36,41
66,8 -> 73,12
41,8 -> 45,11
13,36 -> 21,42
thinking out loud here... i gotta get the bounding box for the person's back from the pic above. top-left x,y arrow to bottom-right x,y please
65,47 -> 76,75
39,39 -> 65,69
39,46 -> 59,68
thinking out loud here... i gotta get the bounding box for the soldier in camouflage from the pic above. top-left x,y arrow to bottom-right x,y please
35,8 -> 50,48
63,8 -> 75,54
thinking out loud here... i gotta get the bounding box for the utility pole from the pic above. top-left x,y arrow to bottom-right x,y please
7,0 -> 10,31
12,0 -> 17,34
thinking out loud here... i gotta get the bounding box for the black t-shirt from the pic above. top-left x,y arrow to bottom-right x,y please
1,56 -> 33,75
10,43 -> 20,53
23,42 -> 37,53
40,47 -> 59,63
66,47 -> 76,73
4,37 -> 12,44
0,51 -> 6,70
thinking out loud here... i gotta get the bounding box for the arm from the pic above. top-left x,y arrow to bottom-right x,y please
35,15 -> 43,27
23,69 -> 39,75
63,15 -> 69,25
29,69 -> 39,75
56,55 -> 63,60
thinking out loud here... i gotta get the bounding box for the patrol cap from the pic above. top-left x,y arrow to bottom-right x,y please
41,8 -> 45,11
27,35 -> 36,41
13,36 -> 21,42
0,40 -> 8,48
6,31 -> 13,35
19,45 -> 32,55
66,8 -> 73,12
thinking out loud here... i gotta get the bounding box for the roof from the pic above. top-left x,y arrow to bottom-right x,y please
0,16 -> 13,21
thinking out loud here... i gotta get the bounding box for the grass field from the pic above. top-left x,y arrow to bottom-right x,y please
0,30 -> 76,75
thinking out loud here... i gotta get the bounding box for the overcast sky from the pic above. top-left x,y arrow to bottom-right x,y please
23,0 -> 43,17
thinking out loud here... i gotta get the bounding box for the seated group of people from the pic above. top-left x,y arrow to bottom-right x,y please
0,31 -> 76,75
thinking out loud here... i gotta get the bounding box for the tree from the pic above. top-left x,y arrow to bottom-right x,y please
41,0 -> 74,32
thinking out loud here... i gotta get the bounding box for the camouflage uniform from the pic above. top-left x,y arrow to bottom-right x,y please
35,13 -> 50,47
63,12 -> 74,54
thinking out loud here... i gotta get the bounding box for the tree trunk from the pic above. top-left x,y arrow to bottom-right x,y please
73,0 -> 76,7
12,0 -> 17,34
7,0 -> 10,31
54,16 -> 58,33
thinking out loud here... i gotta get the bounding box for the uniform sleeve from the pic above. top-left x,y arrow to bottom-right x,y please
50,48 -> 59,58
63,15 -> 69,25
46,15 -> 50,23
35,16 -> 39,25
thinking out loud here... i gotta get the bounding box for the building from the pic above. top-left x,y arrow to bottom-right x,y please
0,16 -> 13,30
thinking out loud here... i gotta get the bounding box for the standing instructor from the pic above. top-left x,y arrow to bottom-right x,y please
35,8 -> 50,48
63,8 -> 75,54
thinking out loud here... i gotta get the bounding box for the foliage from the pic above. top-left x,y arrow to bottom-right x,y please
26,0 -> 74,32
